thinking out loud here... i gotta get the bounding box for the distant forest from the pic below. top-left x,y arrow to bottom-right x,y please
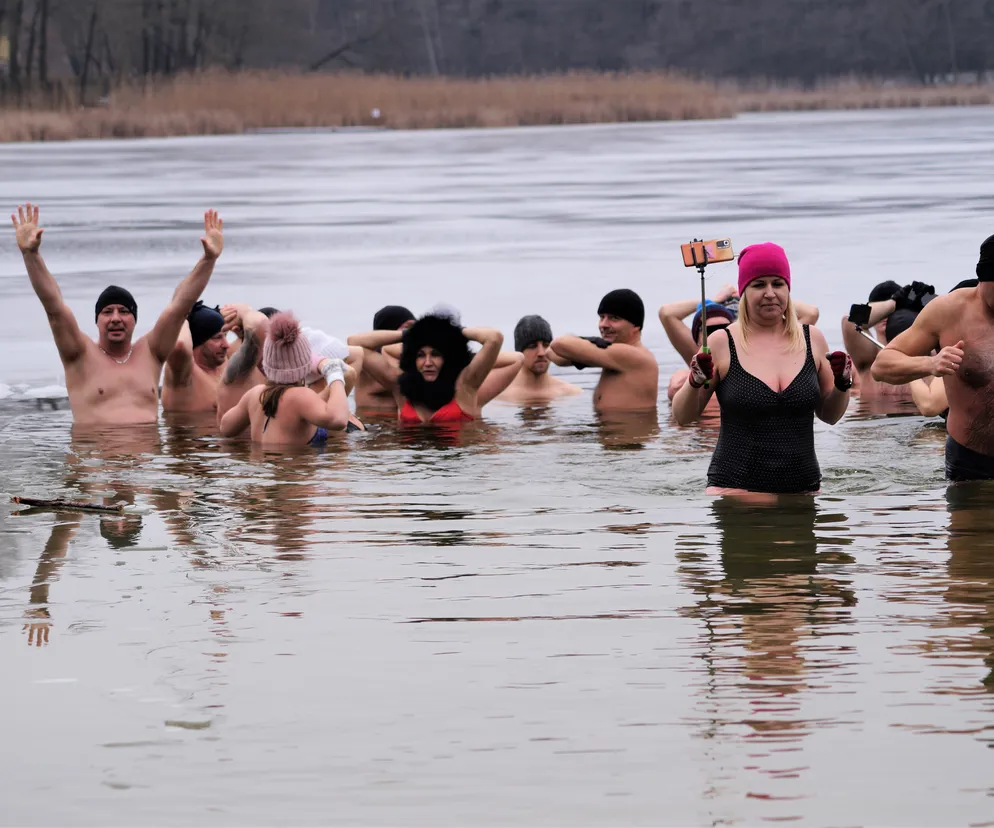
1,0 -> 992,96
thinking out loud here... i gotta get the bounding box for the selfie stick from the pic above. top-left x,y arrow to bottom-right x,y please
690,239 -> 711,388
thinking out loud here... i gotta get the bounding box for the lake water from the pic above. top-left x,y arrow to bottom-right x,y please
2,108 -> 994,826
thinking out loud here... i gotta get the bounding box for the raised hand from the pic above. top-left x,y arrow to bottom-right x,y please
11,203 -> 44,253
931,341 -> 965,377
200,209 -> 224,261
689,351 -> 714,389
220,304 -> 242,334
828,350 -> 853,391
713,283 -> 738,304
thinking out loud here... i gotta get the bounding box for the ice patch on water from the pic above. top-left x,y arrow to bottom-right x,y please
0,384 -> 11,400
0,382 -> 68,402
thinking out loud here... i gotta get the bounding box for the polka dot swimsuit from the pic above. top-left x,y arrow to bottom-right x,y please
707,325 -> 821,493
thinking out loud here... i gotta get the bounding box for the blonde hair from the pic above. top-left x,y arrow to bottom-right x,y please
738,292 -> 805,352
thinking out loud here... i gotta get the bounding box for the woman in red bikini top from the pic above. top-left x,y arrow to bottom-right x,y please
355,313 -> 521,424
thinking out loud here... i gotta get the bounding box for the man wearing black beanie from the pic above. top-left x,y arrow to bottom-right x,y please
348,305 -> 417,409
11,203 -> 224,427
497,314 -> 581,403
550,288 -> 659,412
874,234 -> 994,480
162,300 -> 230,413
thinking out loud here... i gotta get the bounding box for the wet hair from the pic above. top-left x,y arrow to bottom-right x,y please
260,380 -> 304,420
398,314 -> 472,411
258,306 -> 280,318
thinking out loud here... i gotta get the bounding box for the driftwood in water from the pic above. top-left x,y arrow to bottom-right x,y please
10,496 -> 125,515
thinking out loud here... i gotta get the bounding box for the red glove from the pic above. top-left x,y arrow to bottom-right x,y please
828,351 -> 853,391
689,351 -> 714,389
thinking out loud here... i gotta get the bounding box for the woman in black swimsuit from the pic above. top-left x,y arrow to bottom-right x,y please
671,242 -> 854,495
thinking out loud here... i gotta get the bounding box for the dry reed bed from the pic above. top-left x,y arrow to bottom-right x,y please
1,72 -> 992,143
736,80 -> 994,112
0,71 -> 733,142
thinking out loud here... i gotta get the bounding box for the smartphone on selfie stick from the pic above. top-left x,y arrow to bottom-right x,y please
681,238 -> 735,388
848,303 -> 883,350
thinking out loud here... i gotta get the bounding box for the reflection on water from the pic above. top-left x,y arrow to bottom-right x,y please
4,109 -> 994,824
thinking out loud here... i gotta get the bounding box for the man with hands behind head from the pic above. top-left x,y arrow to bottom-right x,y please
551,289 -> 658,412
162,301 -> 230,413
873,236 -> 994,480
11,204 -> 223,428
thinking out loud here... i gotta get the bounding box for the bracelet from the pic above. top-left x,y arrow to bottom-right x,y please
834,375 -> 853,392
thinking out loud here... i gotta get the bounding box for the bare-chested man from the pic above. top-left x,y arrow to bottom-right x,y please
350,305 -> 415,410
497,314 -> 581,403
873,235 -> 994,480
162,301 -> 229,413
11,204 -> 223,428
550,289 -> 659,412
216,304 -> 273,426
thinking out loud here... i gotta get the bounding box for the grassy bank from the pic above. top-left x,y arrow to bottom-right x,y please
0,71 -> 991,143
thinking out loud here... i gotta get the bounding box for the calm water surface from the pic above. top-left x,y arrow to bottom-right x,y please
2,109 -> 994,826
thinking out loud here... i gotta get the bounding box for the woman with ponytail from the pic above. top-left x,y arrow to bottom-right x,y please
220,311 -> 350,446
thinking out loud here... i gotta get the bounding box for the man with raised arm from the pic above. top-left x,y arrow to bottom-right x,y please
551,289 -> 659,412
11,204 -> 223,427
872,235 -> 994,480
162,301 -> 230,414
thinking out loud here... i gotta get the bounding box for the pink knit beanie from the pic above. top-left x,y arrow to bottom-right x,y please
738,243 -> 791,294
262,311 -> 312,384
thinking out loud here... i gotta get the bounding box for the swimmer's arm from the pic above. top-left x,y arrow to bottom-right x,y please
910,376 -> 948,418
871,301 -> 943,384
549,336 -> 646,372
300,381 -> 350,431
360,347 -> 401,391
458,327 -> 504,393
22,252 -> 88,364
671,370 -> 713,425
346,330 -> 403,350
165,322 -> 194,387
148,211 -> 222,363
219,390 -> 251,437
671,328 -> 728,425
477,351 -> 525,406
794,300 -> 820,325
841,320 -> 878,372
811,328 -> 850,425
222,311 -> 269,386
657,298 -> 701,366
546,346 -> 570,367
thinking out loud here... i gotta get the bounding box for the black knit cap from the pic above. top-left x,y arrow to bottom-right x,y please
885,309 -> 918,343
868,280 -> 901,303
187,301 -> 225,348
976,235 -> 994,282
514,314 -> 553,351
95,285 -> 137,322
374,305 -> 416,331
597,289 -> 644,329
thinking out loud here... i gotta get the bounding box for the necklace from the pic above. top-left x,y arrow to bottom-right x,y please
100,346 -> 134,365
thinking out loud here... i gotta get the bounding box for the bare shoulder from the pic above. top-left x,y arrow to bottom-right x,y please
704,325 -> 731,357
614,343 -> 659,366
806,325 -> 831,357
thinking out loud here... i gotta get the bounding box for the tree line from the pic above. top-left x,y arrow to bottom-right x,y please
1,0 -> 992,105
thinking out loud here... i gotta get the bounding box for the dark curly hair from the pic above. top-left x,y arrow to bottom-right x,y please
398,315 -> 472,411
